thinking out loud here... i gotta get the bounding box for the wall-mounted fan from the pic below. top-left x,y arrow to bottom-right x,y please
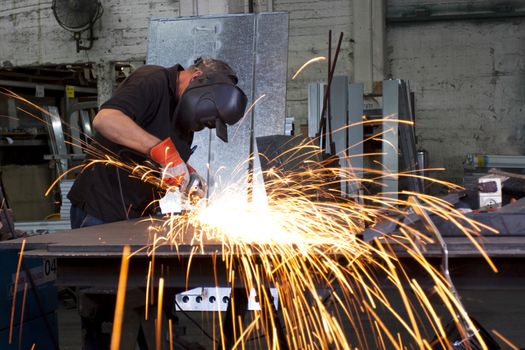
52,0 -> 103,52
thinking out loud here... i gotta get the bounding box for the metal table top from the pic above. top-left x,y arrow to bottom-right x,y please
1,218 -> 223,257
2,218 -> 525,258
2,219 -> 525,289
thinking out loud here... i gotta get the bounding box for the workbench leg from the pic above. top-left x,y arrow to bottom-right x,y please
223,287 -> 249,348
139,305 -> 169,350
261,288 -> 288,350
78,292 -> 114,350
119,308 -> 142,350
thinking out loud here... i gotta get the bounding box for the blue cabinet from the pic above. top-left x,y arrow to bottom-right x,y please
0,249 -> 58,349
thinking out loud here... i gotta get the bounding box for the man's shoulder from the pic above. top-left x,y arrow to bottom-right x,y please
131,65 -> 168,78
117,65 -> 172,91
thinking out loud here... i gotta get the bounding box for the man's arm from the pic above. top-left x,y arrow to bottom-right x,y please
93,108 -> 192,190
92,108 -> 160,154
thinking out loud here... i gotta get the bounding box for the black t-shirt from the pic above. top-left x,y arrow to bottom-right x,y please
67,64 -> 194,223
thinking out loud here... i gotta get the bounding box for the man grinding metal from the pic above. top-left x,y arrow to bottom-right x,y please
68,57 -> 247,228
67,58 -> 247,349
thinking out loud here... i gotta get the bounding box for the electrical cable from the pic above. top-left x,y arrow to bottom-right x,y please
115,166 -> 130,221
115,148 -> 150,221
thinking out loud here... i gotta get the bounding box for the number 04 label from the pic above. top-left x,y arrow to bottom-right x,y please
43,258 -> 57,279
9,258 -> 57,295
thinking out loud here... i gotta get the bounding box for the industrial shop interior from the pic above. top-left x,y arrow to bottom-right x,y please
1,1 -> 525,349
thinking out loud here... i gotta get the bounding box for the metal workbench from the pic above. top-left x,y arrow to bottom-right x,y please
0,219 -> 231,290
2,219 -> 525,346
1,217 -> 524,295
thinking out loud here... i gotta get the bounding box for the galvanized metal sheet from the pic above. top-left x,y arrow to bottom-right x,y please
308,79 -> 364,195
147,13 -> 289,197
382,79 -> 400,199
307,82 -> 323,138
44,106 -> 68,173
347,83 -> 364,195
348,83 -> 364,176
329,76 -> 348,157
252,13 -> 289,138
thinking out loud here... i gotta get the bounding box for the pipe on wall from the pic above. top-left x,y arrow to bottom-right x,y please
387,10 -> 525,23
387,0 -> 525,23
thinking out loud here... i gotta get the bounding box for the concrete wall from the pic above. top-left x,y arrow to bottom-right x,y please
388,18 -> 525,182
0,0 -> 180,67
0,0 -> 354,125
2,165 -> 55,221
273,0 -> 353,131
3,1 -> 525,183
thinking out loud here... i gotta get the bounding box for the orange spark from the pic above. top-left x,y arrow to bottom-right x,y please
491,329 -> 519,350
18,283 -> 28,350
110,245 -> 131,350
156,277 -> 165,350
9,239 -> 25,344
292,56 -> 327,80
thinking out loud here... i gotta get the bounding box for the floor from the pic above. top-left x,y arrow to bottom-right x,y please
57,289 -> 81,350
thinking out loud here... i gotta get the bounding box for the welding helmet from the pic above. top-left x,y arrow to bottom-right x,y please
175,60 -> 247,142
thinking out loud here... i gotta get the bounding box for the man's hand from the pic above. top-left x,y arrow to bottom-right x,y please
149,138 -> 190,189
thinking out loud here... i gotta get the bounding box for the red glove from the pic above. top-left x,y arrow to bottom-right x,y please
149,138 -> 189,189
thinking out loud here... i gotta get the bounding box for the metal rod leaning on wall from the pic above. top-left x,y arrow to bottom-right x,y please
316,32 -> 343,154
327,30 -> 333,155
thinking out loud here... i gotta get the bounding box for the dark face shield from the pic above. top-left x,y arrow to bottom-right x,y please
199,115 -> 228,141
176,74 -> 248,142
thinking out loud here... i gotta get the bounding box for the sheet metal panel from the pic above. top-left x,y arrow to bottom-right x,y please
348,83 -> 364,194
147,13 -> 288,197
382,79 -> 400,200
348,83 -> 364,174
329,76 -> 348,194
307,82 -> 323,138
44,106 -> 68,173
398,80 -> 422,193
329,76 -> 348,159
252,13 -> 289,138
4,220 -> 525,259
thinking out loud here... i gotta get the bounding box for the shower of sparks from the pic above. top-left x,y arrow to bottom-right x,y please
2,87 -> 501,349
146,136 -> 498,349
